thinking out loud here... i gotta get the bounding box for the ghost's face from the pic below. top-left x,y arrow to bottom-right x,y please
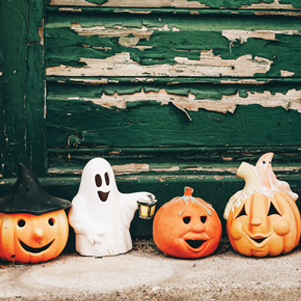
79,158 -> 117,203
95,171 -> 111,202
256,153 -> 273,172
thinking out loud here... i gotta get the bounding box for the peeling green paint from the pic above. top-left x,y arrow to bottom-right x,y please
187,0 -> 274,9
280,0 -> 301,8
47,98 -> 301,149
85,0 -> 108,5
47,81 -> 301,101
45,14 -> 301,77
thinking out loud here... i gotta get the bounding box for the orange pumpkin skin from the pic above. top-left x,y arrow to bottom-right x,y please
227,191 -> 301,257
0,210 -> 69,263
153,187 -> 222,259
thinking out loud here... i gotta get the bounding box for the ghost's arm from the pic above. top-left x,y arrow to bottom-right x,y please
121,192 -> 155,206
119,192 -> 155,227
68,198 -> 104,245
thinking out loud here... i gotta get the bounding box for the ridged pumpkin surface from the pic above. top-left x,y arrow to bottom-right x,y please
227,191 -> 301,257
153,187 -> 222,259
0,210 -> 69,263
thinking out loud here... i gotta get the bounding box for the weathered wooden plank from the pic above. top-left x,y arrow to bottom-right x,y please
0,0 -> 46,177
47,156 -> 301,177
25,0 -> 47,176
47,81 -> 301,114
0,1 -> 28,176
46,98 -> 301,149
47,145 -> 301,171
47,0 -> 301,11
45,14 -> 301,79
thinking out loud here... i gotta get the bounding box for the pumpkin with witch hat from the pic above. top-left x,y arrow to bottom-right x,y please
0,163 -> 71,263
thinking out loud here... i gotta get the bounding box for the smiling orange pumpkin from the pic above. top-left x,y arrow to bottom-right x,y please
0,163 -> 71,263
224,154 -> 301,257
153,187 -> 222,259
227,191 -> 301,257
0,211 -> 69,263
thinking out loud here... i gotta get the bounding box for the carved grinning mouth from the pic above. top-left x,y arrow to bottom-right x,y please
19,239 -> 54,253
185,240 -> 206,249
98,191 -> 110,202
250,237 -> 268,244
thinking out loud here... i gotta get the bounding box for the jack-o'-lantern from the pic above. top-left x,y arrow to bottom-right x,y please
0,163 -> 71,263
224,153 -> 301,257
153,187 -> 222,259
0,211 -> 69,264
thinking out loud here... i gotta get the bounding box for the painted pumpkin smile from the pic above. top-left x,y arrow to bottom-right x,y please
19,239 -> 54,253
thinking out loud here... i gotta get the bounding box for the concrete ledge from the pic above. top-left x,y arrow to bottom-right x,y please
0,240 -> 300,300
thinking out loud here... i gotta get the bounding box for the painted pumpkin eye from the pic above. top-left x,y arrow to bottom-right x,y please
200,216 -> 207,223
95,174 -> 102,187
48,218 -> 55,226
236,205 -> 247,218
268,202 -> 281,216
18,219 -> 26,228
105,172 -> 110,186
183,216 -> 191,224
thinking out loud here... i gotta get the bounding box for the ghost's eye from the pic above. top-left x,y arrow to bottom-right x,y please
263,161 -> 266,164
183,216 -> 191,224
105,172 -> 110,186
95,174 -> 102,187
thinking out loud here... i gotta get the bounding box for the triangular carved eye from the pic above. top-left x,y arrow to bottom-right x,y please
268,202 -> 281,216
236,205 -> 247,218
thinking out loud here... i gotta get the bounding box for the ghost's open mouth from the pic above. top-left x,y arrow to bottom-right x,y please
19,239 -> 54,253
98,191 -> 110,202
185,240 -> 206,249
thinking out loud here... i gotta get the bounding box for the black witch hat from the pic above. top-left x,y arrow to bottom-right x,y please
0,163 -> 71,214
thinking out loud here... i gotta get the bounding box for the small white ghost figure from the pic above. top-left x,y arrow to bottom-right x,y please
255,152 -> 298,200
68,158 -> 155,257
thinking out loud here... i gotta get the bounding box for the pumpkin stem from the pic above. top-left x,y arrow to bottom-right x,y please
223,162 -> 262,220
184,187 -> 194,197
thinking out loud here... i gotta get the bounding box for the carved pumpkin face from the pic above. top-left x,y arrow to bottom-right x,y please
0,210 -> 69,263
227,191 -> 301,257
153,187 -> 222,259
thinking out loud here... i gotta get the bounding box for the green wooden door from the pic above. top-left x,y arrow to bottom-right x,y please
1,0 -> 301,236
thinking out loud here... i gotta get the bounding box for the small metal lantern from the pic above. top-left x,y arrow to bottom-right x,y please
138,196 -> 157,220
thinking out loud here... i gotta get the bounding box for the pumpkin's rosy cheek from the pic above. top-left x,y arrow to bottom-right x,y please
268,235 -> 283,256
230,217 -> 246,240
273,218 -> 291,236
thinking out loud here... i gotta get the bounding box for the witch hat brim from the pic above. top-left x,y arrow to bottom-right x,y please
0,163 -> 71,215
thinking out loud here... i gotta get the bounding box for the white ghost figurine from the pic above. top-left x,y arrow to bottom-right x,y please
255,152 -> 298,200
68,158 -> 155,257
